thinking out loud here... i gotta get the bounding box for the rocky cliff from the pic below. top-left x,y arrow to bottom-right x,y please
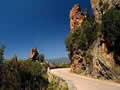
70,49 -> 89,74
92,38 -> 117,79
90,0 -> 120,23
70,4 -> 86,32
67,0 -> 120,80
91,0 -> 120,79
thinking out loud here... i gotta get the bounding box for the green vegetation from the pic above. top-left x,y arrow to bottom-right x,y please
65,8 -> 120,67
0,59 -> 48,90
48,80 -> 57,89
102,9 -> 120,44
55,63 -> 70,68
65,16 -> 97,52
0,44 -> 49,90
37,54 -> 45,62
0,45 -> 69,89
48,79 -> 68,90
102,9 -> 120,65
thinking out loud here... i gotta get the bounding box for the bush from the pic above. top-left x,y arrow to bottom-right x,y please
0,60 -> 48,89
102,9 -> 120,44
65,16 -> 97,51
55,64 -> 70,68
102,9 -> 120,65
37,54 -> 45,62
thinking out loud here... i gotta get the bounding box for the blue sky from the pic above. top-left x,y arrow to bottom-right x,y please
0,0 -> 91,59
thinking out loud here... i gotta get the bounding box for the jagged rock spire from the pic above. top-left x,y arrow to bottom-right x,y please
29,48 -> 39,61
70,4 -> 84,32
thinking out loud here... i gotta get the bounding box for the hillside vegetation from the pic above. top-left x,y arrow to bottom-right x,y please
0,59 -> 48,89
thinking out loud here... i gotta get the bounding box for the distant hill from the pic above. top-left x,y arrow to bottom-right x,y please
48,57 -> 70,65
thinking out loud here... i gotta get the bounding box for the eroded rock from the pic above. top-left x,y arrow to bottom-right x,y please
70,4 -> 84,32
29,48 -> 39,61
68,2 -> 120,80
92,38 -> 116,80
70,50 -> 91,74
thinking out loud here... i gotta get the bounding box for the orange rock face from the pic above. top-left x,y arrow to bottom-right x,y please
92,39 -> 116,79
70,50 -> 89,74
70,4 -> 84,33
29,48 -> 39,60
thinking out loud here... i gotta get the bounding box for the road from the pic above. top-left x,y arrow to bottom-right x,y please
50,68 -> 120,90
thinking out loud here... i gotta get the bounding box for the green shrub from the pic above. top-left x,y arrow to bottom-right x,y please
0,60 -> 48,89
102,9 -> 120,44
37,54 -> 45,62
55,64 -> 70,68
102,9 -> 120,65
65,16 -> 97,51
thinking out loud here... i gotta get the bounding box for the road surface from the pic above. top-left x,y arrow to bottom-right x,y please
50,68 -> 120,90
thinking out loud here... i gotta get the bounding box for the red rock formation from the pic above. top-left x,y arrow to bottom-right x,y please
70,4 -> 84,32
68,2 -> 120,80
29,48 -> 39,61
70,50 -> 90,74
92,38 -> 116,79
69,4 -> 90,75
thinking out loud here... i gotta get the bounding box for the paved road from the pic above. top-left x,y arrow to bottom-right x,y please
50,68 -> 120,90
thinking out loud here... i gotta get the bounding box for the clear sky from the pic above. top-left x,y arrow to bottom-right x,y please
0,0 -> 91,59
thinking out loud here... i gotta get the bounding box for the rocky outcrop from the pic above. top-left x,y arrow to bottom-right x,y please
70,50 -> 92,75
92,38 -> 117,80
70,4 -> 84,32
90,0 -> 120,80
90,0 -> 120,23
29,48 -> 39,61
69,4 -> 92,75
69,38 -> 117,79
68,3 -> 120,80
